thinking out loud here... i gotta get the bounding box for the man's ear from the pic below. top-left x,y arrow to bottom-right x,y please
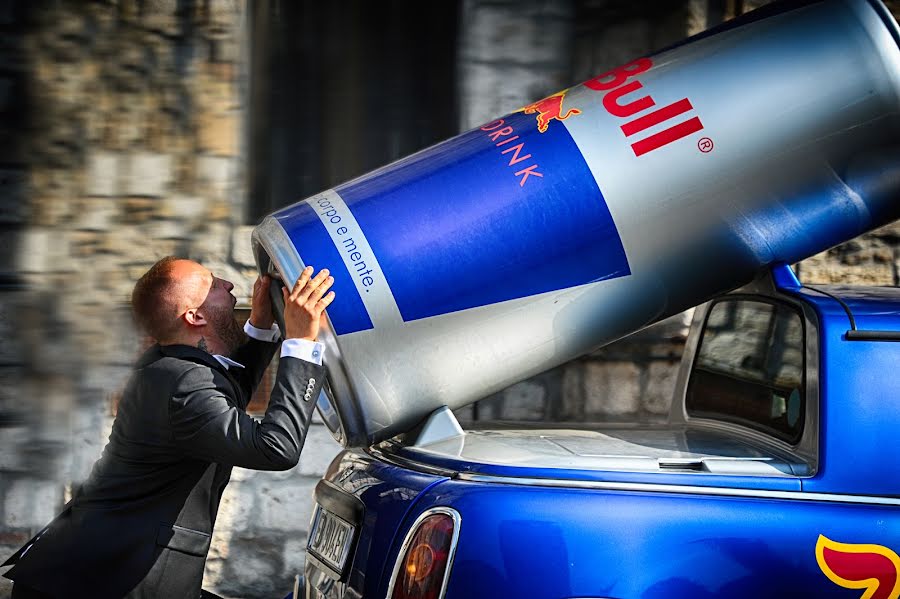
184,308 -> 207,327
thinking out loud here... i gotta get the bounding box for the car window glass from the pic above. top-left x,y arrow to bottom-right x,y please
686,299 -> 804,443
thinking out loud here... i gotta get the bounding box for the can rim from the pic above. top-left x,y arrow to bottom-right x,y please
865,0 -> 900,52
252,216 -> 361,447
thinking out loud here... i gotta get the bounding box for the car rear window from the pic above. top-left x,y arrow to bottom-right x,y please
686,298 -> 805,443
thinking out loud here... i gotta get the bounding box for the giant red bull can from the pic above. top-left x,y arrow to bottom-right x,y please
253,0 -> 900,447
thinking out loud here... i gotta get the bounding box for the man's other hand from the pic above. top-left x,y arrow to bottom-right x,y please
249,275 -> 275,330
282,266 -> 335,341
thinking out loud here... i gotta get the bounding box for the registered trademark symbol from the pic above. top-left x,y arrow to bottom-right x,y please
698,137 -> 714,153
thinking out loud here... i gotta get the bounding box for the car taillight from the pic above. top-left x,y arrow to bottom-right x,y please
389,508 -> 461,599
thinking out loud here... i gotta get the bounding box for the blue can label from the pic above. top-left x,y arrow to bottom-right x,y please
275,110 -> 630,335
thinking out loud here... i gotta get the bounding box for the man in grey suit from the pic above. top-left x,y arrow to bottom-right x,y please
3,257 -> 335,598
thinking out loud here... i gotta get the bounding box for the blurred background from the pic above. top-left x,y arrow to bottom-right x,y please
0,0 -> 898,597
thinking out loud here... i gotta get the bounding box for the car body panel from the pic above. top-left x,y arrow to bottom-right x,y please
430,478 -> 900,599
303,265 -> 900,599
305,451 -> 447,599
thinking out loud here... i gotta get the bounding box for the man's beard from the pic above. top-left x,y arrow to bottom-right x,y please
208,305 -> 247,355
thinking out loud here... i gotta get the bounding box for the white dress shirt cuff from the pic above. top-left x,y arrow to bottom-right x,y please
281,338 -> 324,365
243,320 -> 281,342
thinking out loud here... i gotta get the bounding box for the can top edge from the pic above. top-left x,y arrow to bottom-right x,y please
865,0 -> 900,52
253,216 -> 360,447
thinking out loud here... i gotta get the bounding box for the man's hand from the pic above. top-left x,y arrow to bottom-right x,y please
282,266 -> 335,341
249,275 -> 275,330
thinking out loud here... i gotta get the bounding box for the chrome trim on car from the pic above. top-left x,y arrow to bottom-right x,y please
454,473 -> 900,506
367,445 -> 460,478
384,506 -> 462,599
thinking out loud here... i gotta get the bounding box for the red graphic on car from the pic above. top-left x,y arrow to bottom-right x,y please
816,535 -> 900,599
519,90 -> 581,133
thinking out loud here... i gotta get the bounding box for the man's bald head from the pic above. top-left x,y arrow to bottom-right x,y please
132,257 -> 213,343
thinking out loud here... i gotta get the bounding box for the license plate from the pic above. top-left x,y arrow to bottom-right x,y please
308,504 -> 356,575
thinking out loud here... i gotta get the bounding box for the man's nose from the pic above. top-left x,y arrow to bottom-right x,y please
223,279 -> 234,292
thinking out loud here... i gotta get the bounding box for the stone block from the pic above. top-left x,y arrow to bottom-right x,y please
215,481 -> 257,534
120,198 -> 158,224
453,404 -> 475,423
196,156 -> 236,201
45,13 -> 90,64
583,361 -> 641,418
206,199 -> 233,222
30,197 -> 72,228
202,556 -> 226,591
73,198 -> 119,231
85,152 -> 121,197
282,537 -> 307,578
644,361 -> 680,416
67,406 -> 115,482
469,393 -> 504,420
896,254 -> 900,287
687,0 -> 709,36
799,242 -> 895,286
141,1 -> 180,36
231,226 -> 256,268
69,230 -> 110,259
499,380 -> 546,420
18,229 -> 74,274
870,219 -> 900,242
458,63 -> 553,129
209,37 -> 240,65
160,195 -> 206,221
12,229 -> 37,273
560,363 -> 585,420
296,424 -> 342,477
229,466 -> 253,483
198,111 -> 237,156
191,224 -> 232,263
0,426 -> 28,471
125,152 -> 172,198
461,4 -> 570,66
4,479 -> 64,528
145,219 -> 189,240
207,1 -> 241,30
214,536 -> 283,598
255,476 -> 317,531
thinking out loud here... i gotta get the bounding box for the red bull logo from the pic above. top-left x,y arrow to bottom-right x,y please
816,535 -> 900,599
519,90 -> 582,133
584,57 -> 704,157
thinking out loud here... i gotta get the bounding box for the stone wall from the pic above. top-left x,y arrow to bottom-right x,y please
1,1 -> 898,598
0,2 -> 341,597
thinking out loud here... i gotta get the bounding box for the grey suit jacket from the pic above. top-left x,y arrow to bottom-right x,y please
3,338 -> 324,598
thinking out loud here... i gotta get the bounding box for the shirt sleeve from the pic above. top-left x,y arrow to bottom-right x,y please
281,338 -> 324,365
243,320 -> 281,342
242,320 -> 324,365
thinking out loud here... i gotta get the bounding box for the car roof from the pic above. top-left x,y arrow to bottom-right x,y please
766,263 -> 900,333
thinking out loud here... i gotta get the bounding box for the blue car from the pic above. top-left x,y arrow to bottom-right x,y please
299,264 -> 900,599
